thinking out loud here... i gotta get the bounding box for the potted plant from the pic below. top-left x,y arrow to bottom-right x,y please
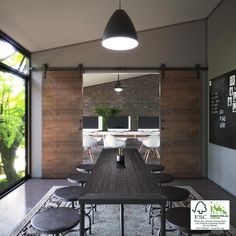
94,105 -> 122,131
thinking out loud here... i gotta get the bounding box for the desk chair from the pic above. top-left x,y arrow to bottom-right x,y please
103,134 -> 126,149
83,135 -> 97,162
142,135 -> 160,163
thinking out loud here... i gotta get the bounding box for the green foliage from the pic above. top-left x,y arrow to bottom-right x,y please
0,171 -> 25,191
94,105 -> 122,118
1,51 -> 24,71
94,105 -> 122,130
0,72 -> 25,148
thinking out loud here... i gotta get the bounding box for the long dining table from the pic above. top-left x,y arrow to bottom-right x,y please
79,148 -> 167,236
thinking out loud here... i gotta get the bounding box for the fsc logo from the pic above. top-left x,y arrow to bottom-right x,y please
191,200 -> 230,230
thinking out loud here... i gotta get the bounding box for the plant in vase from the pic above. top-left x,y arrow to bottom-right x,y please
94,105 -> 122,131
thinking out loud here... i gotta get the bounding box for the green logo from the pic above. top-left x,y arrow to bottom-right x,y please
210,202 -> 228,215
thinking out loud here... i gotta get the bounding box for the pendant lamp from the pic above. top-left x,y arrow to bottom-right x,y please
102,0 -> 138,50
114,74 -> 124,92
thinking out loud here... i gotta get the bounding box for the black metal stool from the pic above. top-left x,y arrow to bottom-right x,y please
54,186 -> 83,208
145,172 -> 174,213
166,207 -> 211,236
31,207 -> 80,236
153,173 -> 174,186
67,173 -> 90,186
76,164 -> 95,173
54,186 -> 92,234
146,164 -> 165,173
150,186 -> 190,234
67,174 -> 96,223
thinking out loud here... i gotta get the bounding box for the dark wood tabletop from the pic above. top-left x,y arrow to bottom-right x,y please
79,148 -> 166,204
79,148 -> 167,236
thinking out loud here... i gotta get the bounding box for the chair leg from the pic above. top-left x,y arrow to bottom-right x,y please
143,149 -> 148,161
88,148 -> 94,162
145,149 -> 151,163
139,143 -> 143,152
155,148 -> 160,160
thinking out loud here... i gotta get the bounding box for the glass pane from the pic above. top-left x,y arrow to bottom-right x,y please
0,71 -> 26,194
0,39 -> 29,75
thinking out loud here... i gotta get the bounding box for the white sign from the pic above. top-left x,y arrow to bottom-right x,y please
191,200 -> 230,230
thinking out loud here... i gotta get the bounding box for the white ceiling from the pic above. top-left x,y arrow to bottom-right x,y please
0,0 -> 220,52
83,73 -> 158,87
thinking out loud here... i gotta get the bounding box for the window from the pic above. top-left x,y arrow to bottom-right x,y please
0,32 -> 30,197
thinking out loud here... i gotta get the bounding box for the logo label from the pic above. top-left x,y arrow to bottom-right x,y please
191,200 -> 230,230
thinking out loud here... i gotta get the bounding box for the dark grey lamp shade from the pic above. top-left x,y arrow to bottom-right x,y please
102,9 -> 138,50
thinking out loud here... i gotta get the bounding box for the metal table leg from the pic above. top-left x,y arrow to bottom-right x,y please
160,203 -> 166,236
80,203 -> 85,236
120,204 -> 124,236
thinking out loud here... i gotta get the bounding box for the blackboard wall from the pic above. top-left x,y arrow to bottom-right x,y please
210,70 -> 236,150
208,0 -> 236,197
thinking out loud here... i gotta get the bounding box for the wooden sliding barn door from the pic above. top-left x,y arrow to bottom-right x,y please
42,71 -> 83,178
160,71 -> 201,178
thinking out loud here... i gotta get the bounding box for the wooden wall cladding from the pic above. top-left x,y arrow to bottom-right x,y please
160,71 -> 201,178
42,71 -> 83,178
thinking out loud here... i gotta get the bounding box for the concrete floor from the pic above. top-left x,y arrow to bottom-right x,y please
0,178 -> 235,236
0,143 -> 235,235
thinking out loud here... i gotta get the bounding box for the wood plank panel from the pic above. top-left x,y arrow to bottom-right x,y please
43,110 -> 81,122
43,142 -> 82,154
160,70 -> 201,178
42,71 -> 83,178
161,110 -> 200,122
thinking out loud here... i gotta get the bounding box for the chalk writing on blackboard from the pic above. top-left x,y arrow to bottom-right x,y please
210,92 -> 220,114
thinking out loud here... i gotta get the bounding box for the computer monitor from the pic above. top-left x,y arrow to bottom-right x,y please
138,116 -> 159,131
107,116 -> 131,131
83,116 -> 102,131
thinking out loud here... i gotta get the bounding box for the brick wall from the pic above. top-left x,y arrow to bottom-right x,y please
83,74 -> 159,130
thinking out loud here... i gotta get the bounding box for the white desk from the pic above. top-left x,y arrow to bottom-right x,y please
83,130 -> 160,139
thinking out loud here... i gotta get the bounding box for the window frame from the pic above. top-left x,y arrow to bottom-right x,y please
0,31 -> 31,198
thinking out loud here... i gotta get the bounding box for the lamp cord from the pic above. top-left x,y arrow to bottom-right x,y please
119,0 -> 121,9
118,74 -> 120,81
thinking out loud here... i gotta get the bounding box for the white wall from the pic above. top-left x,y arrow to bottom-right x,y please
31,72 -> 42,177
31,20 -> 207,177
207,0 -> 236,196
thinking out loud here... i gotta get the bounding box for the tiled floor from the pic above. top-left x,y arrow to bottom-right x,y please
0,143 -> 235,236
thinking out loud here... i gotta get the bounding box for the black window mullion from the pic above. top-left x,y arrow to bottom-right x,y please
0,62 -> 29,80
0,31 -> 31,198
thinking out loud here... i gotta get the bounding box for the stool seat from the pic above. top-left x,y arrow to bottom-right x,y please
67,173 -> 90,185
152,173 -> 174,185
76,164 -> 95,173
146,164 -> 165,173
159,186 -> 189,202
166,207 -> 211,235
149,186 -> 189,233
54,186 -> 83,202
31,207 -> 80,234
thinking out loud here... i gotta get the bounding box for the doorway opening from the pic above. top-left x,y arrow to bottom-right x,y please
82,72 -> 160,164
